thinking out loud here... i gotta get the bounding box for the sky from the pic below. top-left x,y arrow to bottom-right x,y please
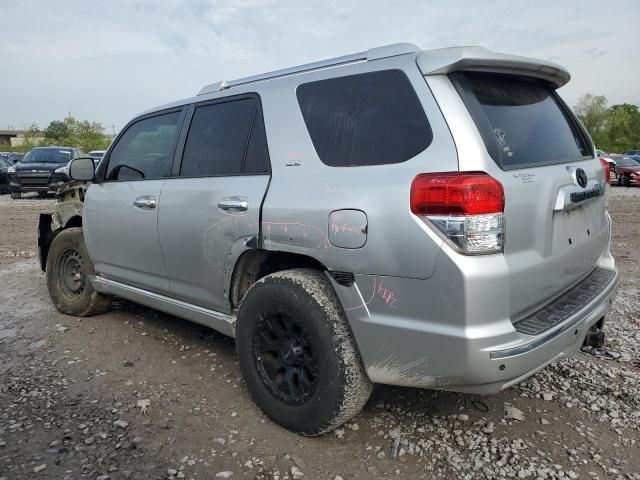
0,0 -> 638,133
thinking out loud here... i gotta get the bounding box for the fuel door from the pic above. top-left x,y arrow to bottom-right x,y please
328,209 -> 367,249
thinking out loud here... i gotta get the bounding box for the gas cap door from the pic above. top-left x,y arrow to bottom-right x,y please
328,209 -> 367,249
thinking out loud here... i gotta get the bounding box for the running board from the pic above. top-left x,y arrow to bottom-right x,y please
91,276 -> 236,338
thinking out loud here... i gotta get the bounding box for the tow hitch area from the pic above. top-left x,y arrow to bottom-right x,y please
583,319 -> 606,348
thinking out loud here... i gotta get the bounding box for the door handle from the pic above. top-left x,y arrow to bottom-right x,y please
133,196 -> 156,210
218,198 -> 248,211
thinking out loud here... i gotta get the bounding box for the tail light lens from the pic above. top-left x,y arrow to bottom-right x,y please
411,172 -> 505,254
599,157 -> 610,182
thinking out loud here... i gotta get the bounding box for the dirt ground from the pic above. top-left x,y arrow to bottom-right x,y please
0,189 -> 638,480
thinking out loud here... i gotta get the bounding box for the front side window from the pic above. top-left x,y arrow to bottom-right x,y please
180,97 -> 269,177
106,111 -> 181,181
451,72 -> 591,169
296,69 -> 433,167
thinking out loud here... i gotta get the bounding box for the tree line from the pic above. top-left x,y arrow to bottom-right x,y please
572,94 -> 640,153
4,117 -> 112,153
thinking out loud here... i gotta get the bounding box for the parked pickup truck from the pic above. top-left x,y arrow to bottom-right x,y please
38,43 -> 618,436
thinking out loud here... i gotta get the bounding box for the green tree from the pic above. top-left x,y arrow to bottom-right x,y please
572,94 -> 640,152
42,116 -> 111,152
44,120 -> 70,142
602,104 -> 640,153
573,94 -> 608,136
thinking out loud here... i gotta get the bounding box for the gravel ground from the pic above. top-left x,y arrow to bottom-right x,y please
0,188 -> 638,479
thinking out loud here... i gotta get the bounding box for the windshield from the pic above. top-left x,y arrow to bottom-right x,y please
22,148 -> 72,164
617,157 -> 640,167
0,158 -> 10,168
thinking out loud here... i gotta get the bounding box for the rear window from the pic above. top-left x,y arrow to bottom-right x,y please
296,70 -> 432,167
451,72 -> 591,169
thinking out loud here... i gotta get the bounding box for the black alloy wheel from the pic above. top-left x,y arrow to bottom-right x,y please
252,311 -> 319,405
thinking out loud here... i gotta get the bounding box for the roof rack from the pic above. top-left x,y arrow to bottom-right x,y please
197,43 -> 419,95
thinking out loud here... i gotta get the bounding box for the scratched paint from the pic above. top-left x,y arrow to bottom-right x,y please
262,221 -> 330,249
344,277 -> 398,311
329,215 -> 363,234
366,351 -> 447,387
203,211 -> 248,271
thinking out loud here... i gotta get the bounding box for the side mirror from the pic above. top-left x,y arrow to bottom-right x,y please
69,157 -> 96,182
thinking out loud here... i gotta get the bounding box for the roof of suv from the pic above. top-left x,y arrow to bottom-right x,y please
136,43 -> 570,119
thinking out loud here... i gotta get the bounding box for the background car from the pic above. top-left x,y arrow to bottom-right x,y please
87,150 -> 106,165
6,152 -> 24,164
8,146 -> 84,199
624,149 -> 640,156
597,149 -> 616,183
612,156 -> 640,186
0,156 -> 12,193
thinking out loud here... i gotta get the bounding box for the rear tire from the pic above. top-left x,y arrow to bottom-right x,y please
37,191 -> 48,198
46,228 -> 113,316
10,191 -> 21,199
236,268 -> 372,436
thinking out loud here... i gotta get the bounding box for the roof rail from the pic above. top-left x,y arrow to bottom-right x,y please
197,43 -> 420,95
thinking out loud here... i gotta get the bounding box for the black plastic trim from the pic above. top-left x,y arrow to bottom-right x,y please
513,268 -> 616,336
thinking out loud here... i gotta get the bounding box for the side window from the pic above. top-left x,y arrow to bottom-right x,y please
181,97 -> 269,177
244,109 -> 270,174
106,111 -> 181,181
296,69 -> 432,167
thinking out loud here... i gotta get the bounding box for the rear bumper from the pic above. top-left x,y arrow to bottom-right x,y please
332,266 -> 618,393
480,267 -> 618,392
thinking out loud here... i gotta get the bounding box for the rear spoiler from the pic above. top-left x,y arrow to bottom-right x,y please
416,46 -> 570,88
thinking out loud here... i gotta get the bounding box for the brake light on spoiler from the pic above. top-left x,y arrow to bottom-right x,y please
410,172 -> 505,254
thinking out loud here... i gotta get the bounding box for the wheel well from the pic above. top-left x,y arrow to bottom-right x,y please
64,216 -> 83,228
38,215 -> 83,272
230,250 -> 326,310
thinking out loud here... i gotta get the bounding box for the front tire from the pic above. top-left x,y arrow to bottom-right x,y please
236,269 -> 372,436
46,228 -> 112,316
10,190 -> 21,199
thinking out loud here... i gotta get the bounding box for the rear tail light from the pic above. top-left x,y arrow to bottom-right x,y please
599,157 -> 610,182
410,172 -> 505,254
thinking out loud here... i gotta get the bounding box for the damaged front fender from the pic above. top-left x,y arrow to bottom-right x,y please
37,182 -> 88,272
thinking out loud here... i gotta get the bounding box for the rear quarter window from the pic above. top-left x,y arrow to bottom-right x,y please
451,72 -> 592,169
296,69 -> 432,167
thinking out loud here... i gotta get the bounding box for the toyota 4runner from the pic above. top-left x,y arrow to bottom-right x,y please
39,44 -> 618,436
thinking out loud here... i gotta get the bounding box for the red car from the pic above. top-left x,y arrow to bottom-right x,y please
613,157 -> 640,186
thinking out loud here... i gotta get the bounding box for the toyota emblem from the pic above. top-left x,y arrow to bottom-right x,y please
575,168 -> 588,188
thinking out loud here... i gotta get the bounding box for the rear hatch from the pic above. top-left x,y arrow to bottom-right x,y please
449,71 -> 608,320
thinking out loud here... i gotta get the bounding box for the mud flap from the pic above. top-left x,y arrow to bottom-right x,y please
37,214 -> 53,272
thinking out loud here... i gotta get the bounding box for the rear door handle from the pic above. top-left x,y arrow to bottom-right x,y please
218,198 -> 248,211
133,196 -> 156,210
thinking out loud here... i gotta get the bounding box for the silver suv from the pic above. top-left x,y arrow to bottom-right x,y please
41,44 -> 618,436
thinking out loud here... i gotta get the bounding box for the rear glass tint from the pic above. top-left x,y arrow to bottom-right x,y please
296,70 -> 432,167
451,72 -> 591,169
